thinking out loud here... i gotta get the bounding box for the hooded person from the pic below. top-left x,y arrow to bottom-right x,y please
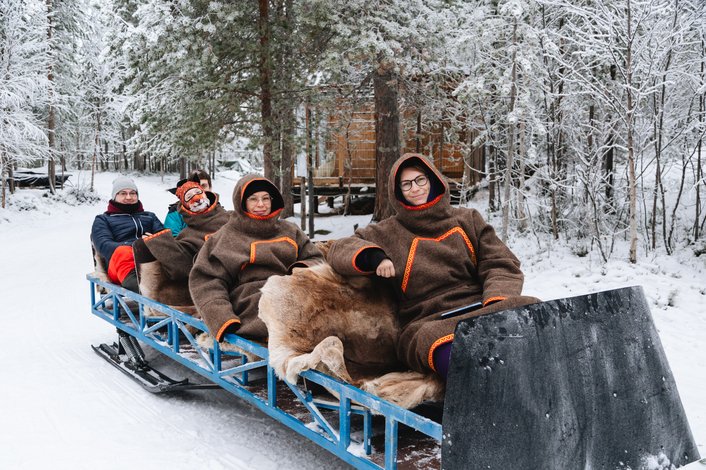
133,181 -> 230,282
189,175 -> 323,341
90,176 -> 164,292
326,153 -> 540,379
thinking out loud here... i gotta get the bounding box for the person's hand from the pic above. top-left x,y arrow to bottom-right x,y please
376,259 -> 395,278
141,232 -> 152,239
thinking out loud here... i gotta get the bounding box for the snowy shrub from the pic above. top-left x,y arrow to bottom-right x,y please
570,242 -> 589,258
46,187 -> 102,206
7,196 -> 39,212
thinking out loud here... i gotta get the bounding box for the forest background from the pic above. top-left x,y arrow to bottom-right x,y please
2,0 -> 706,263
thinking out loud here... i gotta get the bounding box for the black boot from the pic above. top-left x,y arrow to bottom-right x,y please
121,270 -> 140,293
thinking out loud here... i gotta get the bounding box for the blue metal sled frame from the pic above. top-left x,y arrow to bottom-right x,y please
88,275 -> 442,469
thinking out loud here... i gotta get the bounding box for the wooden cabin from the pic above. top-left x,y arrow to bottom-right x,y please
296,102 -> 485,195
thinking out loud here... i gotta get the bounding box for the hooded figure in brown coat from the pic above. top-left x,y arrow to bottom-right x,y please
327,153 -> 539,378
189,175 -> 323,341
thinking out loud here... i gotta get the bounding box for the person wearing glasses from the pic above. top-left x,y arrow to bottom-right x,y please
327,153 -> 538,380
91,176 -> 164,292
189,175 -> 323,343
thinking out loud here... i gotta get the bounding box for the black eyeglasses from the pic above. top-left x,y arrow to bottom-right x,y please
399,175 -> 429,192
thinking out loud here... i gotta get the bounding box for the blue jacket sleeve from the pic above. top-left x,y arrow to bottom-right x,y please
149,213 -> 165,234
91,215 -> 124,263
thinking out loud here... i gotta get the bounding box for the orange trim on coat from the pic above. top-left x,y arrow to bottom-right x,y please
245,207 -> 283,220
483,296 -> 506,307
248,237 -> 298,265
216,318 -> 241,342
351,245 -> 382,274
142,228 -> 171,242
401,227 -> 477,293
428,334 -> 454,372
400,193 -> 444,211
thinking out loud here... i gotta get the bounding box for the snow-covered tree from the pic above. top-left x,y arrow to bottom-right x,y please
0,0 -> 50,207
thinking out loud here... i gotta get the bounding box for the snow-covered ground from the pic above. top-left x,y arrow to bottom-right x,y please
0,169 -> 703,469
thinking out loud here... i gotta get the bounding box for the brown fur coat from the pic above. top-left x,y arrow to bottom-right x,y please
189,175 -> 323,341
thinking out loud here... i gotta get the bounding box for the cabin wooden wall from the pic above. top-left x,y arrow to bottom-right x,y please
322,104 -> 485,186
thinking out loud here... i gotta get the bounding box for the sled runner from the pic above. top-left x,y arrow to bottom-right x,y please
442,286 -> 700,469
88,276 -> 700,469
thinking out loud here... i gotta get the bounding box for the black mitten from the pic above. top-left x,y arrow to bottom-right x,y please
132,238 -> 156,264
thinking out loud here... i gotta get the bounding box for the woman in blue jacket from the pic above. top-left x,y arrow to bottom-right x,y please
91,177 -> 164,292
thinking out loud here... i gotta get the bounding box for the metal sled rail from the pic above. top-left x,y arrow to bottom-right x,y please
88,275 -> 442,469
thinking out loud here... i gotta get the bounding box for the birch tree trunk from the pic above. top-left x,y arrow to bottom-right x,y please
517,121 -> 527,232
501,21 -> 518,242
1,148 -> 6,209
695,39 -> 705,241
46,0 -> 56,195
626,0 -> 639,263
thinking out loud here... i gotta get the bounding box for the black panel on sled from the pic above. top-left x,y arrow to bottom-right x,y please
441,286 -> 699,469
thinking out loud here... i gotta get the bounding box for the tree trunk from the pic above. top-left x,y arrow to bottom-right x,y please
280,104 -> 295,218
179,155 -> 186,179
91,129 -> 98,192
258,0 -> 274,181
626,0 -> 638,263
604,66 -> 618,209
372,61 -> 399,222
517,122 -> 527,232
306,106 -> 315,237
488,142 -> 497,212
1,149 -> 6,209
694,39 -> 705,241
46,0 -> 56,195
501,21 -> 519,242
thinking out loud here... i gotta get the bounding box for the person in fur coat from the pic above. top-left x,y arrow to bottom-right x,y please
134,180 -> 230,282
91,177 -> 164,292
327,153 -> 540,379
189,175 -> 323,342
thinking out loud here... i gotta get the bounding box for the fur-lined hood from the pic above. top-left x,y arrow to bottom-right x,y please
228,175 -> 285,237
388,153 -> 452,230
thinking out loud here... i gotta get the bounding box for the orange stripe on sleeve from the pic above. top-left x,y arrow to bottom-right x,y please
351,245 -> 382,274
428,334 -> 454,372
216,319 -> 241,342
483,296 -> 506,307
142,228 -> 171,241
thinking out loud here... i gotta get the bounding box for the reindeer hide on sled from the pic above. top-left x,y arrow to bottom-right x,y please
258,262 -> 445,409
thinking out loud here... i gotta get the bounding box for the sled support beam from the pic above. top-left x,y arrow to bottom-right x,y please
442,286 -> 700,469
88,275 -> 441,469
